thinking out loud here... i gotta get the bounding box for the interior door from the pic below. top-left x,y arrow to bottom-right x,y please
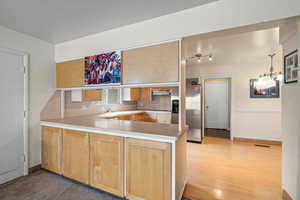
0,50 -> 24,184
204,79 -> 229,129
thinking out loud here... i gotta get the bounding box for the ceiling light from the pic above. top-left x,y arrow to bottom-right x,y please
258,53 -> 282,82
187,53 -> 213,63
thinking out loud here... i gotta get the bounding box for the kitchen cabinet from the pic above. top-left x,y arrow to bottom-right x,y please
157,113 -> 172,124
71,89 -> 102,102
40,124 -> 187,200
125,138 -> 171,200
138,113 -> 157,123
122,88 -> 131,101
83,89 -> 102,101
140,88 -> 151,102
62,129 -> 89,184
41,126 -> 62,174
130,88 -> 141,101
122,88 -> 140,101
123,41 -> 179,85
122,88 -> 150,102
56,58 -> 85,88
90,134 -> 124,197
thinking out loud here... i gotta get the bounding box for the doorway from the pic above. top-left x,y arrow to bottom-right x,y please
202,78 -> 231,139
0,48 -> 28,184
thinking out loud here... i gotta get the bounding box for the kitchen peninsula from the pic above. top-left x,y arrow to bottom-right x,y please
40,40 -> 187,200
41,113 -> 186,200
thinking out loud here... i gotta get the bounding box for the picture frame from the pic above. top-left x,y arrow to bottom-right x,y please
84,51 -> 122,85
284,50 -> 298,84
250,79 -> 280,98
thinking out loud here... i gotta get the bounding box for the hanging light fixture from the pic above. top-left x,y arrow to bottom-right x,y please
259,53 -> 282,82
188,53 -> 213,63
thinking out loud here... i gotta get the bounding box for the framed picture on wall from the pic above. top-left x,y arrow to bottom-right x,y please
284,50 -> 298,84
84,51 -> 122,85
250,79 -> 280,98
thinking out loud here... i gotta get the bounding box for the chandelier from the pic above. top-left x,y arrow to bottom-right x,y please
187,53 -> 213,63
259,53 -> 282,82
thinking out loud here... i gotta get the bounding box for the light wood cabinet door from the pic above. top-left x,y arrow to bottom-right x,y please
62,130 -> 89,184
41,126 -> 62,174
157,113 -> 172,124
123,41 -> 179,84
90,134 -> 124,197
140,88 -> 150,102
125,138 -> 171,200
130,88 -> 140,101
56,58 -> 85,88
138,113 -> 157,123
82,89 -> 102,102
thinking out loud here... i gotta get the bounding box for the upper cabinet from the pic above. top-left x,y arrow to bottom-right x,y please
122,41 -> 179,85
56,58 -> 84,88
56,41 -> 179,88
82,89 -> 102,102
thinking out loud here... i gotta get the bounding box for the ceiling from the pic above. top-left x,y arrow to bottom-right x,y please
182,27 -> 280,66
0,0 -> 216,44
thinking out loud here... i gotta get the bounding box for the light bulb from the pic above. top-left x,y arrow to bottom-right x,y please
197,58 -> 201,63
277,73 -> 283,81
209,55 -> 213,61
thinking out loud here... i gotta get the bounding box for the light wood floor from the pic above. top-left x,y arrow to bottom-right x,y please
184,137 -> 282,200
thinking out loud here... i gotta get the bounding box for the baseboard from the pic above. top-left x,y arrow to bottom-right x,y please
233,137 -> 282,145
283,189 -> 294,200
29,164 -> 41,174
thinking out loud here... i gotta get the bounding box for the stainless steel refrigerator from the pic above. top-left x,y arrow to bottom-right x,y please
186,78 -> 202,143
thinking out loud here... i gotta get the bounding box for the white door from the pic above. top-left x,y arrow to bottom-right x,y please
0,50 -> 25,184
204,79 -> 229,129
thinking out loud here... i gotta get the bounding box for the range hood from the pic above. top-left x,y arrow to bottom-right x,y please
152,90 -> 171,96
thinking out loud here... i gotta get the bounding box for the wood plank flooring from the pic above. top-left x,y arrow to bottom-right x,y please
184,137 -> 282,200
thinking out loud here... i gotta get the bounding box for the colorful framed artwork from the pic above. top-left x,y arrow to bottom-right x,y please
284,50 -> 298,84
85,51 -> 122,85
250,79 -> 280,98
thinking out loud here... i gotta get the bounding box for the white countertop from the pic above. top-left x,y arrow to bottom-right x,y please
40,112 -> 181,143
97,110 -> 171,118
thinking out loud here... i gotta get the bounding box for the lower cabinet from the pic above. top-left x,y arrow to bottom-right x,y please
41,126 -> 173,200
125,138 -> 171,200
41,126 -> 62,174
157,113 -> 172,124
62,129 -> 89,184
89,134 -> 124,197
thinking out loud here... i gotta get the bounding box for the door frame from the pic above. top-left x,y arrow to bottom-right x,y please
0,47 -> 29,176
201,75 -> 233,140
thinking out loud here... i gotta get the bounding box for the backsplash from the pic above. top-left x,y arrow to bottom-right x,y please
64,91 -> 137,118
137,95 -> 171,111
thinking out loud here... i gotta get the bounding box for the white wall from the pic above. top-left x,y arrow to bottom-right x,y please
186,29 -> 282,141
55,0 -> 300,62
280,22 -> 300,200
0,25 -> 55,168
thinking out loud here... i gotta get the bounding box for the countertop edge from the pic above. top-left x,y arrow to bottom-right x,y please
40,121 -> 178,143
